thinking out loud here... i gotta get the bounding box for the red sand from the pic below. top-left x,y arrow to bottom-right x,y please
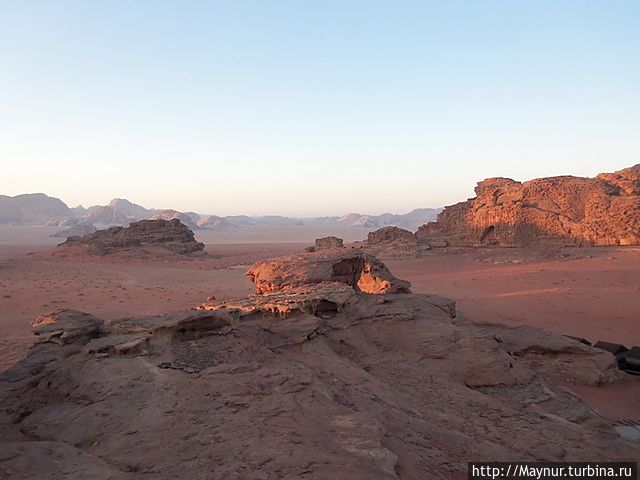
387,246 -> 640,346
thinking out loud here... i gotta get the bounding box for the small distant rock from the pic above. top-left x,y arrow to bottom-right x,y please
315,236 -> 344,249
367,226 -> 416,245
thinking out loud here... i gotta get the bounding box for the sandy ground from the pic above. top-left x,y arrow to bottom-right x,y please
0,227 -> 309,370
386,246 -> 640,347
1,226 -> 639,421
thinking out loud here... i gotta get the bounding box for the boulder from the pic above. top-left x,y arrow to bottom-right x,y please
245,251 -> 411,295
416,164 -> 640,247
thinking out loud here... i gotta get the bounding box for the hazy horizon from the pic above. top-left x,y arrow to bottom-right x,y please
2,190 -> 446,218
1,161 -> 634,218
1,1 -> 638,216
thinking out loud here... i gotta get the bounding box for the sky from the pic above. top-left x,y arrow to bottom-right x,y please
0,1 -> 638,216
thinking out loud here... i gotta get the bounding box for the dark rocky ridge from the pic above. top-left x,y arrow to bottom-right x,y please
58,219 -> 205,256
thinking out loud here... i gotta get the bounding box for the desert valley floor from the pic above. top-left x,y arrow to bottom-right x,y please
2,225 -> 640,426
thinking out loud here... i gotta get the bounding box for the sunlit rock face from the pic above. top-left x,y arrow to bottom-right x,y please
245,251 -> 411,295
416,164 -> 640,247
58,218 -> 205,255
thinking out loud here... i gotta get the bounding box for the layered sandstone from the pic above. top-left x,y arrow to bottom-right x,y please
1,253 -> 637,479
416,164 -> 640,247
58,219 -> 205,256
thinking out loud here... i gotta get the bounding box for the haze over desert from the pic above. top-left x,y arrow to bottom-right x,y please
2,1 -> 640,479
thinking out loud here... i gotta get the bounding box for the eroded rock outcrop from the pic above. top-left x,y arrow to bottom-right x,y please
314,236 -> 344,249
198,282 -> 358,318
58,218 -> 205,256
1,254 -> 638,479
246,251 -> 411,294
367,226 -> 417,245
416,164 -> 640,247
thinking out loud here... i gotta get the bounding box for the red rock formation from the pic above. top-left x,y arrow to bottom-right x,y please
59,219 -> 205,255
416,165 -> 640,247
246,251 -> 411,294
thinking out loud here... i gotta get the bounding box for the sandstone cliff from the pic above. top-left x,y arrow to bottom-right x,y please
416,164 -> 640,247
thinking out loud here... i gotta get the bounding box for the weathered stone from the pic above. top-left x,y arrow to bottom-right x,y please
59,219 -> 205,255
31,310 -> 103,345
314,236 -> 344,249
83,334 -> 151,356
108,310 -> 232,336
416,164 -> 640,247
198,282 -> 357,318
367,226 -> 417,245
246,251 -> 411,295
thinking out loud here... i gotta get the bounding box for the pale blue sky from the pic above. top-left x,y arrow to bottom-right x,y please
1,1 -> 638,215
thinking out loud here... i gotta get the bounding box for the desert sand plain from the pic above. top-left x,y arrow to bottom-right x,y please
1,222 -> 640,478
2,225 -> 639,388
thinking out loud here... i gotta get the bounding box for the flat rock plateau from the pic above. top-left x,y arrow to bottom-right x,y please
1,250 -> 639,479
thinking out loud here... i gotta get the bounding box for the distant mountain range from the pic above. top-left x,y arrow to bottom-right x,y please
0,193 -> 442,232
